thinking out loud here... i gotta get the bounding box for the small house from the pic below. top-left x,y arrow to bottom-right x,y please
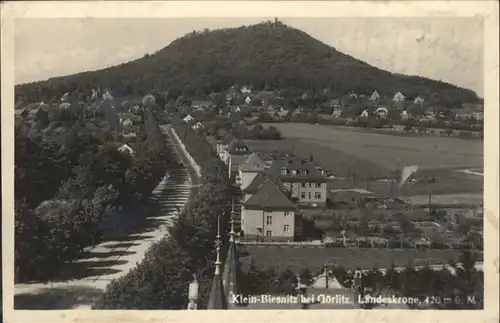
192,121 -> 205,130
369,91 -> 380,102
414,96 -> 424,104
331,108 -> 343,118
121,118 -> 134,127
241,86 -> 252,94
400,110 -> 409,120
360,109 -> 369,118
118,144 -> 134,156
245,96 -> 252,104
375,107 -> 388,118
183,114 -> 195,123
393,92 -> 405,103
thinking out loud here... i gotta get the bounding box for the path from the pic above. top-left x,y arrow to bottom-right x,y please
14,126 -> 196,309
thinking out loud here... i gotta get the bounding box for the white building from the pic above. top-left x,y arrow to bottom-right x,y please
245,96 -> 252,104
241,86 -> 252,94
360,109 -> 369,118
122,118 -> 133,127
393,92 -> 405,103
241,179 -> 297,241
369,90 -> 380,102
118,144 -> 134,156
400,110 -> 409,120
183,114 -> 195,123
192,121 -> 205,130
238,153 -> 266,190
414,96 -> 424,104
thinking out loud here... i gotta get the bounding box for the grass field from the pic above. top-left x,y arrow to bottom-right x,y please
244,123 -> 483,196
266,123 -> 482,170
239,246 -> 470,273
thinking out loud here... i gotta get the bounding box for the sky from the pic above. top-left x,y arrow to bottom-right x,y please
14,17 -> 484,96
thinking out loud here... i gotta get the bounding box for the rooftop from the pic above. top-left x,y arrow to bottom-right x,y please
267,156 -> 325,182
244,180 -> 296,211
239,153 -> 266,172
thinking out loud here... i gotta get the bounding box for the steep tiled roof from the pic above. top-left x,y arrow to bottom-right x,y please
230,154 -> 250,172
239,153 -> 266,172
243,173 -> 270,194
267,157 -> 325,182
207,273 -> 228,309
244,180 -> 296,210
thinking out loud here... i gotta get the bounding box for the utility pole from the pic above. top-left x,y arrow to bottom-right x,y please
428,189 -> 432,221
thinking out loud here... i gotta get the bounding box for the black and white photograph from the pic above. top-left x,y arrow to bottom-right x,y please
2,1 -> 499,322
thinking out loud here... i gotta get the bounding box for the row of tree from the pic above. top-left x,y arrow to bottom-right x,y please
92,118 -> 234,309
14,102 -> 171,283
239,250 -> 483,309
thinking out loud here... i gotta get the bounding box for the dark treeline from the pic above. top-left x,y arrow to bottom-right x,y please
14,99 -> 171,283
92,117 -> 233,309
240,249 -> 483,309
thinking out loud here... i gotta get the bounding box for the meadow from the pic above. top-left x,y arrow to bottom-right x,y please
244,123 -> 483,195
239,246 -> 471,273
264,123 -> 482,170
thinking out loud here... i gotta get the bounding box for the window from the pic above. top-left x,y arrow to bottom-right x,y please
266,215 -> 273,225
315,183 -> 322,188
281,167 -> 287,175
284,211 -> 291,217
284,225 -> 290,233
308,183 -> 312,188
315,192 -> 322,199
301,192 -> 306,199
292,170 -> 297,175
308,192 -> 312,199
266,230 -> 273,236
301,183 -> 306,187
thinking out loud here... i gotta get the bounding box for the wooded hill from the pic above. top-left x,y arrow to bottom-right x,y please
15,20 -> 479,106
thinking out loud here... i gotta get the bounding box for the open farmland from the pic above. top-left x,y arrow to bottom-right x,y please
244,123 -> 483,196
239,246 -> 473,273
266,123 -> 483,171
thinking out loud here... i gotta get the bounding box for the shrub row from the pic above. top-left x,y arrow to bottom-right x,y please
92,117 -> 233,309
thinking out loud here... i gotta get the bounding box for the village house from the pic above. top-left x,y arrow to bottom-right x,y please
400,110 -> 410,121
349,92 -> 358,100
241,86 -> 252,94
291,107 -> 304,116
360,109 -> 369,118
330,98 -> 341,108
331,108 -> 343,118
274,108 -> 290,120
224,139 -> 251,178
238,153 -> 266,190
118,144 -> 134,156
216,134 -> 235,159
241,178 -> 298,241
183,114 -> 195,123
414,96 -> 425,104
244,96 -> 252,104
369,90 -> 380,102
102,89 -> 114,101
375,107 -> 388,118
191,121 -> 205,130
267,156 -> 327,207
121,118 -> 134,127
393,92 -> 405,103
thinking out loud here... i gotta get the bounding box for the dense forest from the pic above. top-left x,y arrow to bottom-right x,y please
14,97 -> 172,283
15,21 -> 479,106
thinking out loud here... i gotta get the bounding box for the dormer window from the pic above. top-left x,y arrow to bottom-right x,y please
291,169 -> 297,175
281,167 -> 288,175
